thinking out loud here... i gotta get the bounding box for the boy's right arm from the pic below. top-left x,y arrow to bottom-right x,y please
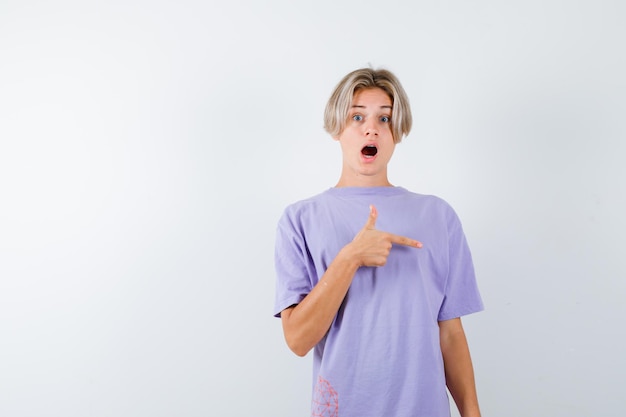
280,205 -> 422,357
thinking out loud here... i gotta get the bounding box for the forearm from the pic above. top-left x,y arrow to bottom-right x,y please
439,319 -> 481,417
281,245 -> 360,356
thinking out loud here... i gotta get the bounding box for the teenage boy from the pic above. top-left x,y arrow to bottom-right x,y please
274,67 -> 484,417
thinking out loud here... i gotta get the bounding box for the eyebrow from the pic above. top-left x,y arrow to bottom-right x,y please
351,105 -> 392,109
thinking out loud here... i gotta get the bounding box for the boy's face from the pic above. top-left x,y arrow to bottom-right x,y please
334,87 -> 395,187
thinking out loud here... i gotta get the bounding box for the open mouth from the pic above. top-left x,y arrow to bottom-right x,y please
361,145 -> 378,158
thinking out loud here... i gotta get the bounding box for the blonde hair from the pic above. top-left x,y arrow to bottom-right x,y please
323,67 -> 412,143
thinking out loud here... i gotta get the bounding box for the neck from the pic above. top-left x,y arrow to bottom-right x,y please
335,173 -> 393,188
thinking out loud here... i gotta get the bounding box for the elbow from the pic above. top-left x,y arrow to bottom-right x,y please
291,347 -> 310,358
281,307 -> 315,357
285,335 -> 312,357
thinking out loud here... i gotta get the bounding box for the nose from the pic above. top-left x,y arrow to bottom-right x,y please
364,120 -> 379,136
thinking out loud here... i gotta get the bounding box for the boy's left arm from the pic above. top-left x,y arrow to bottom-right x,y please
439,317 -> 481,417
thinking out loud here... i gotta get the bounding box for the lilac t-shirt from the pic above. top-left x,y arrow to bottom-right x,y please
274,186 -> 483,417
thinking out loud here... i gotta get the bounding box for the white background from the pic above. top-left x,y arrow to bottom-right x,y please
1,0 -> 625,416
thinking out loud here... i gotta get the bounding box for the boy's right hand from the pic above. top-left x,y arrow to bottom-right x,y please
349,204 -> 422,267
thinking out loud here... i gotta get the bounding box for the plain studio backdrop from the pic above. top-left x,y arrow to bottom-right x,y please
1,0 -> 624,416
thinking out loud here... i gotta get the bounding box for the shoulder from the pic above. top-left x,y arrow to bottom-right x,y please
277,189 -> 334,228
394,188 -> 467,233
396,187 -> 456,211
282,190 -> 331,216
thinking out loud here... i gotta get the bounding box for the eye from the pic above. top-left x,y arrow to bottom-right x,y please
380,115 -> 390,123
352,114 -> 363,122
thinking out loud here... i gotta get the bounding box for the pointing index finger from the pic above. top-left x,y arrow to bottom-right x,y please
389,233 -> 423,249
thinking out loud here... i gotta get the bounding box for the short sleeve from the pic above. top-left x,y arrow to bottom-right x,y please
437,206 -> 484,321
273,209 -> 313,317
